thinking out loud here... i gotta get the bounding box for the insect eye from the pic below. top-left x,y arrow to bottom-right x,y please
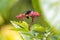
26,15 -> 29,19
26,16 -> 29,19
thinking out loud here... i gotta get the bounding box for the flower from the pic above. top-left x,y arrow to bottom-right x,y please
28,11 -> 40,18
16,11 -> 40,19
16,14 -> 25,19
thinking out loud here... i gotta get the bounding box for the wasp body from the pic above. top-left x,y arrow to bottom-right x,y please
25,11 -> 31,19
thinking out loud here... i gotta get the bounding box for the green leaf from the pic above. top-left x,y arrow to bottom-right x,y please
32,24 -> 45,32
37,33 -> 45,39
22,32 -> 33,37
19,21 -> 29,30
11,28 -> 28,33
11,21 -> 29,31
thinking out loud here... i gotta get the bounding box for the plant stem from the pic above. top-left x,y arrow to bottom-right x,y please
29,18 -> 34,30
45,32 -> 51,40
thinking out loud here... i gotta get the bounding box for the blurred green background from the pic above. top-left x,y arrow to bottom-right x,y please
0,0 -> 60,40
